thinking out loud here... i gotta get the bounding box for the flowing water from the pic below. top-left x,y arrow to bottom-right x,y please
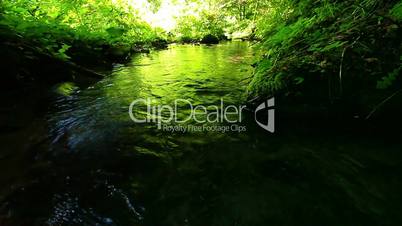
1,42 -> 402,226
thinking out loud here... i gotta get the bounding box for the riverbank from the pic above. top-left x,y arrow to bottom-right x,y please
0,0 -> 171,90
0,25 -> 169,88
247,0 -> 402,123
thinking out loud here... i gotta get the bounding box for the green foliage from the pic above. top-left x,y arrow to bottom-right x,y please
0,0 -> 161,61
55,44 -> 72,61
174,10 -> 226,42
377,56 -> 402,89
377,67 -> 401,89
171,0 -> 271,41
249,0 -> 402,98
389,1 -> 402,20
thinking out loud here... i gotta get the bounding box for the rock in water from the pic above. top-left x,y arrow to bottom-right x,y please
201,34 -> 219,44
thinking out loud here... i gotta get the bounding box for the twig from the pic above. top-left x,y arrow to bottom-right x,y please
339,46 -> 347,96
247,95 -> 261,104
268,52 -> 281,73
65,61 -> 105,78
239,75 -> 253,84
338,36 -> 360,96
365,90 -> 402,120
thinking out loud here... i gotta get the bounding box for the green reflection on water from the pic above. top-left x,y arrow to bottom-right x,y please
1,42 -> 402,226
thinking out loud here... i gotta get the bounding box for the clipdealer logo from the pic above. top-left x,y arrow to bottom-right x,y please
128,98 -> 275,133
254,97 -> 275,133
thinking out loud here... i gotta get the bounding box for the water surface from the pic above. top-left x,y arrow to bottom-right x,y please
1,42 -> 402,226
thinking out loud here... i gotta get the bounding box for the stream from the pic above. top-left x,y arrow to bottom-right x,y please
1,41 -> 402,226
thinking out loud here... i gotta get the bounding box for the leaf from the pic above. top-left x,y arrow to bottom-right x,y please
376,66 -> 401,89
106,27 -> 126,37
294,77 -> 304,85
54,44 -> 71,61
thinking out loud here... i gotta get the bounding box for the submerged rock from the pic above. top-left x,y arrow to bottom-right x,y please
107,45 -> 132,61
151,38 -> 169,49
52,82 -> 79,96
131,44 -> 151,53
200,34 -> 220,44
180,36 -> 198,44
